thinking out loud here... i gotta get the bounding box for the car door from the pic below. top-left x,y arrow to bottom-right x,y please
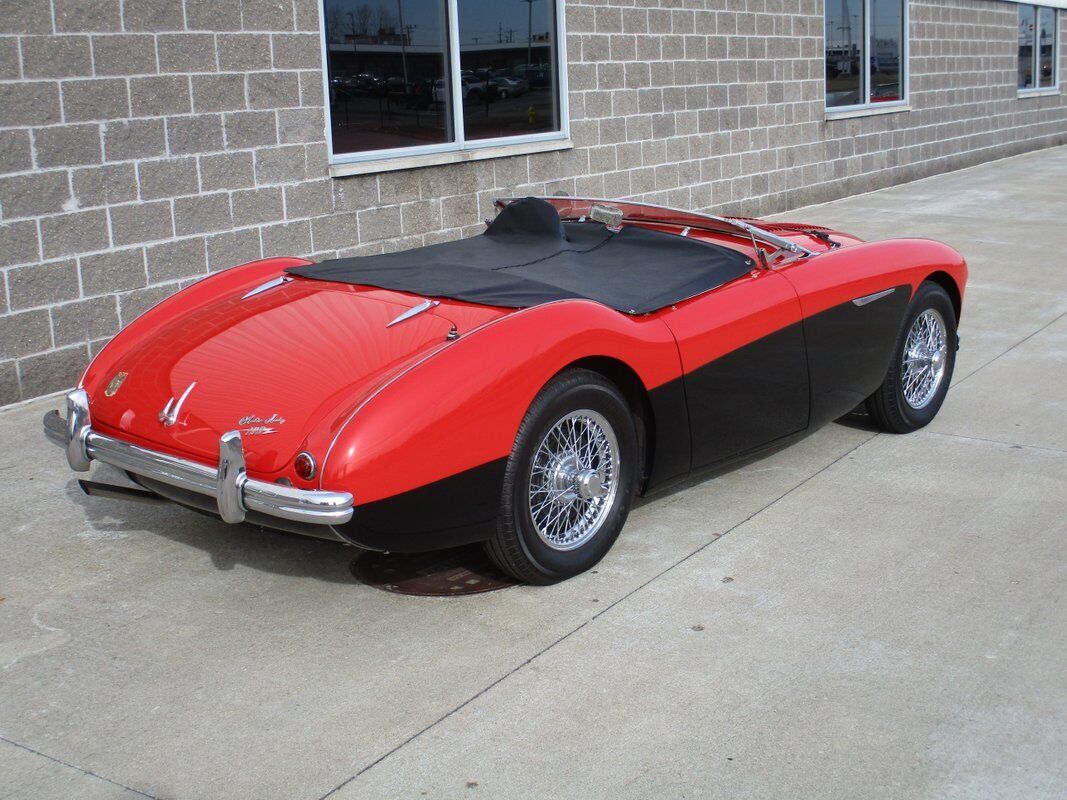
660,269 -> 809,470
776,256 -> 911,429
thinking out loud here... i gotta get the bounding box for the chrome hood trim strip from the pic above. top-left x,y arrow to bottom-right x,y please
852,287 -> 897,306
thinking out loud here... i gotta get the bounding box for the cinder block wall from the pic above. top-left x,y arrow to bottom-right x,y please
1,0 -> 1065,405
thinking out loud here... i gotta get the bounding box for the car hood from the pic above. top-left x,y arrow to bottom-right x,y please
85,276 -> 503,475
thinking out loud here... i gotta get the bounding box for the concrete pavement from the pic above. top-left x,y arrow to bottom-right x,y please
2,147 -> 1065,799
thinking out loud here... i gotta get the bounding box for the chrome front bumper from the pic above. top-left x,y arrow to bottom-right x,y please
43,389 -> 354,527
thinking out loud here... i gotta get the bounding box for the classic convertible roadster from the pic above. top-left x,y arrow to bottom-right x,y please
44,197 -> 966,583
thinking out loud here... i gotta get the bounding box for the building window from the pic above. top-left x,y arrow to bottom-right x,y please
321,0 -> 567,166
1018,5 -> 1059,92
825,0 -> 907,110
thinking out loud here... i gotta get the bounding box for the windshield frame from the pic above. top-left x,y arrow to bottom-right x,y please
494,196 -> 817,260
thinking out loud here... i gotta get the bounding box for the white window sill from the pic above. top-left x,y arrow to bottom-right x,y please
824,103 -> 911,121
328,137 -> 573,178
1017,87 -> 1060,98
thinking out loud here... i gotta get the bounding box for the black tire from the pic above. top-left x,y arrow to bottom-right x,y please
485,369 -> 639,584
866,281 -> 957,433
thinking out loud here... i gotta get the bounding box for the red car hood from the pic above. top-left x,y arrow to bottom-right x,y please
87,277 -> 504,474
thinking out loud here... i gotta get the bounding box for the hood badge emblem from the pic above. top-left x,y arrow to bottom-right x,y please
238,413 -> 286,436
159,381 -> 197,427
104,372 -> 128,397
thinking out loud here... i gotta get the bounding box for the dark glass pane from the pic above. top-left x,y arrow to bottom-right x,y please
826,0 -> 865,107
324,0 -> 453,155
870,0 -> 903,102
1019,5 -> 1036,89
1039,6 -> 1057,88
457,0 -> 560,141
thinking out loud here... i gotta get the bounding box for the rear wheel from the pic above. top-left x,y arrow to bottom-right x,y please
486,369 -> 639,584
866,281 -> 957,433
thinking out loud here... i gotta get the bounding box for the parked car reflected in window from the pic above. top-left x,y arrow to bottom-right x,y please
322,0 -> 563,162
825,0 -> 907,110
458,0 -> 560,141
1018,4 -> 1059,91
1018,5 -> 1037,88
1038,6 -> 1057,88
323,0 -> 453,155
870,0 -> 902,102
825,0 -> 865,107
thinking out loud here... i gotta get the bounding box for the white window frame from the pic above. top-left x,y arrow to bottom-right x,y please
824,0 -> 910,117
1017,4 -> 1060,96
318,0 -> 570,173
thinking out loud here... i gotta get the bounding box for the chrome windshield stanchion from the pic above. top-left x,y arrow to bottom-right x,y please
66,389 -> 92,472
216,431 -> 248,524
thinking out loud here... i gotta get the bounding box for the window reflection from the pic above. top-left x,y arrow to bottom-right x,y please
458,0 -> 560,141
1038,6 -> 1056,88
825,0 -> 865,107
1019,5 -> 1036,89
324,0 -> 453,155
870,0 -> 902,102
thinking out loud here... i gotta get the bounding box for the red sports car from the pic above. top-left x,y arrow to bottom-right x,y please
44,197 -> 967,584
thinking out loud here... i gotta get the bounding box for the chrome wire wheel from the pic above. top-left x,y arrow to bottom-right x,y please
902,308 -> 949,410
528,409 -> 621,551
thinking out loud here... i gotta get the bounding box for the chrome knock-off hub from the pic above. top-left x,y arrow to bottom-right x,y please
902,308 -> 949,410
528,410 -> 621,551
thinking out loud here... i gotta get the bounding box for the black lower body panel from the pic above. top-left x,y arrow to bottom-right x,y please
684,321 -> 811,470
645,376 -> 691,489
335,457 -> 508,552
803,286 -> 911,429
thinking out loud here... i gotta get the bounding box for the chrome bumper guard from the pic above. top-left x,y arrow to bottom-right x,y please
43,389 -> 353,526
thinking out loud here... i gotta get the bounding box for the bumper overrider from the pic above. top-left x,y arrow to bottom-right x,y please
43,389 -> 354,528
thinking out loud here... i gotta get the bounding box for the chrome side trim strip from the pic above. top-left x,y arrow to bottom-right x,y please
387,298 -> 440,327
43,395 -> 353,526
852,287 -> 896,306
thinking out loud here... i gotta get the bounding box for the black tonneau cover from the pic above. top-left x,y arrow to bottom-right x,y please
288,197 -> 754,314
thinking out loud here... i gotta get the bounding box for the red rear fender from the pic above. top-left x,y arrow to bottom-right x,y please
322,300 -> 684,505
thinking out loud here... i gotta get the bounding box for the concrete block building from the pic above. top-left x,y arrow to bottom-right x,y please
0,0 -> 1064,404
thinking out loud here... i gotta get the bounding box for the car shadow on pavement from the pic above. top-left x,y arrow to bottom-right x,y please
64,471 -> 364,585
62,414 -> 879,592
832,409 -> 882,432
64,467 -> 514,593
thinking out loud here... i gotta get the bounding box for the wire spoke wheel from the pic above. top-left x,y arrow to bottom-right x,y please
527,409 -> 621,551
901,308 -> 949,410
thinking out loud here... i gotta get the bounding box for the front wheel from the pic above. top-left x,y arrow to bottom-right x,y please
866,281 -> 957,433
485,369 -> 639,584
